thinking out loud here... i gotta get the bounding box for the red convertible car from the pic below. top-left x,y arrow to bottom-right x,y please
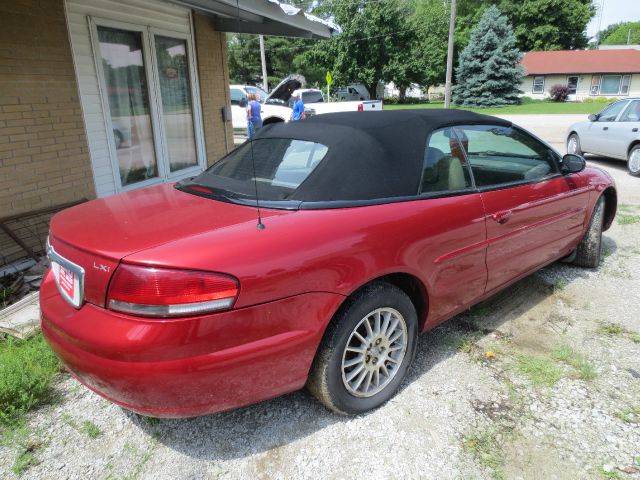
41,110 -> 616,417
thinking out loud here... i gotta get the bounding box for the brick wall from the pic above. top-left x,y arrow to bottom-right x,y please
192,13 -> 234,166
0,0 -> 95,265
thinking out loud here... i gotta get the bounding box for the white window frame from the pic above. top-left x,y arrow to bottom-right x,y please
532,76 -> 545,94
590,74 -> 632,96
566,75 -> 579,95
88,16 -> 206,193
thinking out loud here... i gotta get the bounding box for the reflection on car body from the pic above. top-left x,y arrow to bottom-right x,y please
41,110 -> 616,418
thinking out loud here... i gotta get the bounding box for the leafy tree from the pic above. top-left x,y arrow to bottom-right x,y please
453,5 -> 523,107
602,21 -> 640,45
409,0 -> 449,93
304,0 -> 412,99
498,0 -> 595,51
227,34 -> 261,84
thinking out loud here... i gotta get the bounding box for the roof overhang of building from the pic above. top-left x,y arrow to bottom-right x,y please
173,0 -> 340,38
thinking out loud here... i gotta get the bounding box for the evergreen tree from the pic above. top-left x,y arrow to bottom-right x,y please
453,6 -> 523,108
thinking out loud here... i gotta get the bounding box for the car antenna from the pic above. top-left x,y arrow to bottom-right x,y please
236,0 -> 265,230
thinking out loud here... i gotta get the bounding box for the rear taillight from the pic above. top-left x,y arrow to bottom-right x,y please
357,104 -> 364,112
107,264 -> 239,318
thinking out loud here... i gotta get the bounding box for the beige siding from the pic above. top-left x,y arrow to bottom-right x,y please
521,73 -> 640,100
65,0 -> 195,197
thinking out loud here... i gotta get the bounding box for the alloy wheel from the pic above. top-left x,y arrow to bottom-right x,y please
341,307 -> 408,398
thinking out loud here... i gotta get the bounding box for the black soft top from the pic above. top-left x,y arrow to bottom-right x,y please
253,109 -> 512,204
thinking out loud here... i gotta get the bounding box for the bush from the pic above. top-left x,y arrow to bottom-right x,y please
383,96 -> 426,105
549,84 -> 570,102
0,333 -> 60,426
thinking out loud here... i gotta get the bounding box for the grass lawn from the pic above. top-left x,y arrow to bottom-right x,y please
384,100 -> 605,115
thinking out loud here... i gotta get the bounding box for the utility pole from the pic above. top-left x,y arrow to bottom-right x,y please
444,0 -> 456,108
259,35 -> 268,92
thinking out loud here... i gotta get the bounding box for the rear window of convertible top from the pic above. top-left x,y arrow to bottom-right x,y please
185,138 -> 329,202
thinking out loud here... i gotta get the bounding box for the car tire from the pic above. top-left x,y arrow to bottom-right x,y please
627,145 -> 640,177
567,133 -> 583,156
307,281 -> 418,415
573,196 -> 605,268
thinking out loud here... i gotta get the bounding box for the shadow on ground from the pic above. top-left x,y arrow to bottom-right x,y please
126,249 -> 613,461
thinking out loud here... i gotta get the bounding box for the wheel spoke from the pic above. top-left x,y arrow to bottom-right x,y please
363,316 -> 374,339
374,310 -> 381,336
386,355 -> 399,364
387,345 -> 404,353
373,369 -> 380,387
353,331 -> 367,346
385,317 -> 399,337
346,346 -> 366,354
363,370 -> 373,392
346,364 -> 364,382
343,355 -> 364,369
351,369 -> 368,391
380,363 -> 390,377
388,330 -> 403,344
381,311 -> 391,336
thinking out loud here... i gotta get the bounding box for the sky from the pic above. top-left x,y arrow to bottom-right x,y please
587,0 -> 640,38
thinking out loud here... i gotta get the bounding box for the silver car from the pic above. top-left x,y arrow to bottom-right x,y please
567,98 -> 640,176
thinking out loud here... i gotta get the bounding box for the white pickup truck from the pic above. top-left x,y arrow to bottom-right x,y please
231,76 -> 382,130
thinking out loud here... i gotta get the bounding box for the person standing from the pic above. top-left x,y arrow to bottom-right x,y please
246,93 -> 262,138
291,92 -> 305,121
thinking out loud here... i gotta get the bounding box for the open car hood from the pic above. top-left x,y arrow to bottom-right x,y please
265,74 -> 305,105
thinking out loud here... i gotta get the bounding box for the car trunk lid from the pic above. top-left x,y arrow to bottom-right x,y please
48,184 -> 284,307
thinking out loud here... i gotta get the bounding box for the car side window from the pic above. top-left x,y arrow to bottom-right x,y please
453,125 -> 559,188
421,128 -> 472,194
597,100 -> 629,122
230,88 -> 246,106
619,100 -> 640,122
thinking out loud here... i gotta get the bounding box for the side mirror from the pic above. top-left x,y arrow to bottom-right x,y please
588,114 -> 598,122
561,153 -> 586,174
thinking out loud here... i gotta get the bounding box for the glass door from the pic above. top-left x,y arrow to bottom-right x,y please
154,35 -> 198,174
97,26 -> 160,187
93,20 -> 204,191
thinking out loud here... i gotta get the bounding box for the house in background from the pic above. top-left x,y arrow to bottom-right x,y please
520,49 -> 640,101
0,0 -> 338,268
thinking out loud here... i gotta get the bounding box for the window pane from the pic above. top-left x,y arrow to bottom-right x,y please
98,26 -> 158,186
598,101 -> 628,121
194,139 -> 328,201
621,75 -> 631,95
456,125 -> 557,187
230,88 -> 246,105
601,75 -> 622,95
421,128 -> 471,193
155,36 -> 197,173
620,100 -> 640,122
567,76 -> 578,95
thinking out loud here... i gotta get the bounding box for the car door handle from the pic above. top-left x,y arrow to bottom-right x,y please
633,128 -> 638,132
491,210 -> 512,224
602,127 -> 609,131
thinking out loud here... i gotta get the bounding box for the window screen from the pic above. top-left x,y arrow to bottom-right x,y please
453,125 -> 558,187
421,128 -> 472,194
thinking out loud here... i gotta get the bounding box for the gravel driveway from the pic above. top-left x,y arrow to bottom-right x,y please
1,116 -> 639,480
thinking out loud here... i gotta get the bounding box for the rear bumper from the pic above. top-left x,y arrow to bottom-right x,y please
40,270 -> 343,417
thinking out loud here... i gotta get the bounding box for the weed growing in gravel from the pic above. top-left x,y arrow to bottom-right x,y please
80,420 -> 101,438
551,344 -> 597,381
631,334 -> 640,344
614,406 -> 640,424
598,464 -> 623,479
447,335 -> 479,354
0,333 -> 61,427
598,322 -> 626,336
552,277 -> 567,291
463,428 -> 505,480
514,355 -> 562,388
617,214 -> 640,225
11,435 -> 43,475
